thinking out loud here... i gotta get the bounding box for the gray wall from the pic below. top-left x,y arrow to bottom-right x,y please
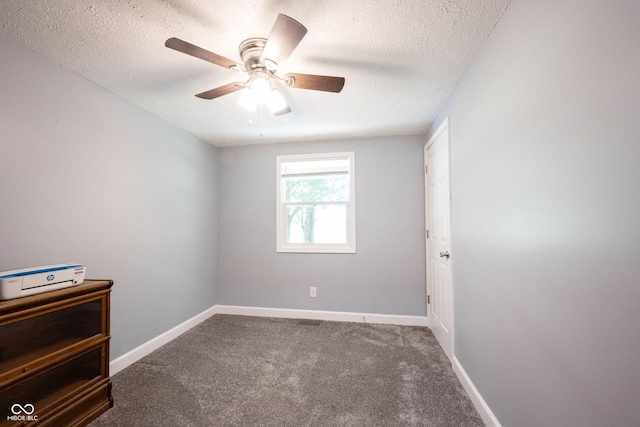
0,35 -> 219,359
218,136 -> 426,316
428,0 -> 640,425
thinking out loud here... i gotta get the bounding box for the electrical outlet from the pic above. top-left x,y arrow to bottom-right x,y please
310,287 -> 317,298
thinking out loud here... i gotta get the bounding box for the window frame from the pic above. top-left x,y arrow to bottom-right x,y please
276,151 -> 356,253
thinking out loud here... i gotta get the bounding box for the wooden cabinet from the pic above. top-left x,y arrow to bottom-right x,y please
0,280 -> 113,426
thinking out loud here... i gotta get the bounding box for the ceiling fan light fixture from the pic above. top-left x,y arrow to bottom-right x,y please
239,74 -> 289,115
251,76 -> 272,103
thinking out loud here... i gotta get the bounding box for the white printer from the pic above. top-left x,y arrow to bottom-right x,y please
0,264 -> 86,300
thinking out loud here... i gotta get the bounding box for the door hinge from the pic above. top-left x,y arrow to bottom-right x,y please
426,229 -> 429,239
427,295 -> 431,304
425,165 -> 428,174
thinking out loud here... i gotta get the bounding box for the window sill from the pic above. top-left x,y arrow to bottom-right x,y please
277,245 -> 356,254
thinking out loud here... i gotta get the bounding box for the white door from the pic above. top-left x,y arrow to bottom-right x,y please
425,118 -> 453,361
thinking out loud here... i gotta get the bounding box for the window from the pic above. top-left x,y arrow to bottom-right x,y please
276,152 -> 356,253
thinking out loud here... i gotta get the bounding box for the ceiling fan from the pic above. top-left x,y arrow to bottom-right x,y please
165,14 -> 345,116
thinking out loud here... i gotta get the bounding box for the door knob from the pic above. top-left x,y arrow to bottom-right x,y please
439,251 -> 450,259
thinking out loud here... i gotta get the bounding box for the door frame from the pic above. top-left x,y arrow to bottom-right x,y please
424,116 -> 454,360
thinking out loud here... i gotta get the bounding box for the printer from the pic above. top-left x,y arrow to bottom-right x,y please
0,264 -> 86,300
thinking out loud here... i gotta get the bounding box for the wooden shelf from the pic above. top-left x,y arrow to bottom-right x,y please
0,280 -> 113,427
0,334 -> 108,388
0,377 -> 104,427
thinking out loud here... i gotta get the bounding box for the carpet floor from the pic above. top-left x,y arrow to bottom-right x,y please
89,314 -> 484,427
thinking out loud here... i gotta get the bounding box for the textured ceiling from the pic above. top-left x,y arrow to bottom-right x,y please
0,0 -> 509,147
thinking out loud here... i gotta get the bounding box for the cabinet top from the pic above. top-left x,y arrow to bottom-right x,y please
0,279 -> 113,315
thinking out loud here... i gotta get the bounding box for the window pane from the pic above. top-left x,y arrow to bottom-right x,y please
284,175 -> 349,202
276,151 -> 356,253
286,204 -> 347,244
282,158 -> 349,176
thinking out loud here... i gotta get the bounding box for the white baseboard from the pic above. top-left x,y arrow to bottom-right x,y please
215,304 -> 429,327
453,356 -> 502,427
110,305 -> 428,375
109,305 -> 218,375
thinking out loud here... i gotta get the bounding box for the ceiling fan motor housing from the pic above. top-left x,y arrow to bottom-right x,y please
239,37 -> 269,70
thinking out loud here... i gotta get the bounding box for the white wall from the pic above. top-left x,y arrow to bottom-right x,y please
218,136 -> 426,316
429,0 -> 640,425
0,35 -> 219,359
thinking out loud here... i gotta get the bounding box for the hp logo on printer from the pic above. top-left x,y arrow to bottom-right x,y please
46,274 -> 55,282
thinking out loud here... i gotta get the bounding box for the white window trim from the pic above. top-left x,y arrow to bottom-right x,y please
276,151 -> 356,253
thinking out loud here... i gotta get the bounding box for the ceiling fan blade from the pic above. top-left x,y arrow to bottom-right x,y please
283,73 -> 345,93
195,82 -> 245,100
260,14 -> 308,66
165,37 -> 241,70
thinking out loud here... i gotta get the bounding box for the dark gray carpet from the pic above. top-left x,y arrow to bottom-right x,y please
89,315 -> 483,426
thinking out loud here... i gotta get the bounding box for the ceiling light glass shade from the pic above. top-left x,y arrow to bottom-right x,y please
252,77 -> 272,103
238,89 -> 257,112
268,89 -> 288,115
